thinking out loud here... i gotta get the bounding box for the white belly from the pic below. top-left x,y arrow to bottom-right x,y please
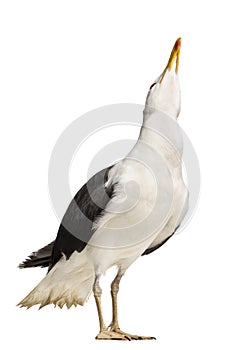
146,177 -> 189,250
86,155 -> 189,274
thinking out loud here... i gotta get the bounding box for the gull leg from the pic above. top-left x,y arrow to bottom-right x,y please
93,275 -> 106,333
93,275 -> 129,341
109,269 -> 123,330
108,269 -> 156,341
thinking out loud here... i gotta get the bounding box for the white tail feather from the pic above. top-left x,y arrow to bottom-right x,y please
18,252 -> 95,309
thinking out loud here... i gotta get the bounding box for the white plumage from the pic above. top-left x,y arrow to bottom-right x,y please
19,38 -> 188,341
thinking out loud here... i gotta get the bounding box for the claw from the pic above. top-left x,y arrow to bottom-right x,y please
110,328 -> 156,341
95,329 -> 156,341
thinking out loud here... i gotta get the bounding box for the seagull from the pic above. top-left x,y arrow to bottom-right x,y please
18,38 -> 189,341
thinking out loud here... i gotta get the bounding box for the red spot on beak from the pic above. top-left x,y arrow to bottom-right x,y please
174,38 -> 181,51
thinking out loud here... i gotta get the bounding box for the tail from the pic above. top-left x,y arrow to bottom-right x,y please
18,251 -> 95,309
18,241 -> 54,268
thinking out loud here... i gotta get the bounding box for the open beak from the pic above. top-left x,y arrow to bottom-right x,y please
160,38 -> 181,83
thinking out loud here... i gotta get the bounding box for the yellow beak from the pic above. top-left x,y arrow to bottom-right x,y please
160,38 -> 181,83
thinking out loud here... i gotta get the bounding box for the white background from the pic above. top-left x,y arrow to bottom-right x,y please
1,1 -> 249,349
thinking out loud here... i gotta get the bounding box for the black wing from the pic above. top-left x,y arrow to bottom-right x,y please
19,241 -> 54,268
142,225 -> 180,256
49,165 -> 115,271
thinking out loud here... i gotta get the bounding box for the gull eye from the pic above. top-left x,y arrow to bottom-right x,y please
150,82 -> 157,90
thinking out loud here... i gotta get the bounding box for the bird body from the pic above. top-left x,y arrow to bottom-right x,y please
19,110 -> 188,309
19,38 -> 189,341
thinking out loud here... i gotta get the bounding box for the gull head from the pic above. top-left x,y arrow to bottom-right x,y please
145,38 -> 181,120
